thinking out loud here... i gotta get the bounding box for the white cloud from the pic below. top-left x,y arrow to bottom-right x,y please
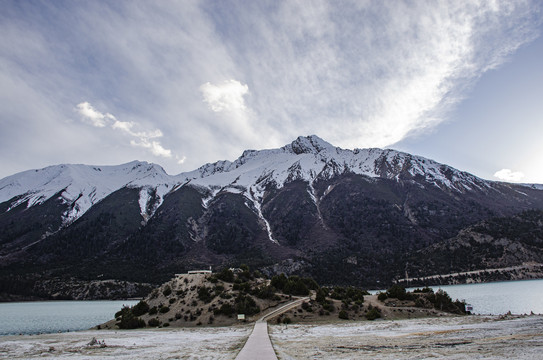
111,120 -> 134,132
176,155 -> 187,164
77,101 -> 173,159
1,1 -> 542,180
130,140 -> 172,158
76,102 -> 115,128
200,80 -> 249,112
494,168 -> 525,182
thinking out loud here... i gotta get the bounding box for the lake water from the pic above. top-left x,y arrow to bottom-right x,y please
1,279 -> 542,335
421,279 -> 543,315
0,300 -> 138,336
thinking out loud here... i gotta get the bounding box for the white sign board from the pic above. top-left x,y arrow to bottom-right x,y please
237,314 -> 245,320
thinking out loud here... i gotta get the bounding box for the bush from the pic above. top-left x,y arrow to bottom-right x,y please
149,306 -> 158,315
322,301 -> 335,313
271,274 -> 288,290
163,285 -> 172,297
198,286 -> 215,303
235,294 -> 260,316
386,284 -> 408,300
159,306 -> 170,314
254,285 -> 276,300
377,292 -> 388,301
316,288 -> 328,304
214,303 -> 235,317
413,287 -> 434,293
216,268 -> 235,282
131,300 -> 150,317
282,317 -> 292,324
338,310 -> 349,320
148,318 -> 160,327
116,306 -> 145,329
366,307 -> 381,320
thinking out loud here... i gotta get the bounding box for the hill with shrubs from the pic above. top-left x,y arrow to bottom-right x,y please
99,267 -> 466,330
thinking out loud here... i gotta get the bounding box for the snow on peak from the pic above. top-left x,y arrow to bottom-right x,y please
0,136 -> 496,231
0,161 -> 175,225
282,135 -> 335,155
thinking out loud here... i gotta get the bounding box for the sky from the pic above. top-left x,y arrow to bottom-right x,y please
1,0 -> 542,183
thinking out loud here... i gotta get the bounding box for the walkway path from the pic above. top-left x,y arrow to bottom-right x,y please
235,297 -> 309,360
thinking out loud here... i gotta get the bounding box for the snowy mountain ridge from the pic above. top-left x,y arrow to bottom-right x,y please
0,161 -> 173,224
0,135 -> 518,227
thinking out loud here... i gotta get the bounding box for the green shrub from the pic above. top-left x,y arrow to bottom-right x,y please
322,301 -> 335,313
413,287 -> 434,293
216,268 -> 235,282
198,286 -> 215,303
377,292 -> 388,301
163,285 -> 172,297
159,306 -> 170,314
282,317 -> 292,324
148,318 -> 160,327
386,284 -> 408,300
214,303 -> 235,317
315,288 -> 328,304
235,294 -> 260,315
131,300 -> 150,317
116,306 -> 145,329
149,306 -> 158,315
254,285 -> 276,299
338,310 -> 349,320
366,307 -> 381,320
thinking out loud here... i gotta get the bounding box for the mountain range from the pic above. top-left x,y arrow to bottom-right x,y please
1,135 -> 543,299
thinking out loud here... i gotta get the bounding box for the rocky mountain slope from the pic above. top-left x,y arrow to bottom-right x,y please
1,135 -> 543,299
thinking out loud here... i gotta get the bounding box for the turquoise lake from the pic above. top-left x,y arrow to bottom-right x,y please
1,279 -> 542,335
0,300 -> 138,336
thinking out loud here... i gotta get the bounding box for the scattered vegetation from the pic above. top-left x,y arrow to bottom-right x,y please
115,306 -> 145,329
379,284 -> 466,314
109,266 -> 468,330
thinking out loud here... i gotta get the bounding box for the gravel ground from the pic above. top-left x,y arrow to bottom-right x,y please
1,315 -> 541,359
269,315 -> 543,359
0,325 -> 252,360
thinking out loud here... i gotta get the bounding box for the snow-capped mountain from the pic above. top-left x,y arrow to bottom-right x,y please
2,135 -> 543,299
0,135 -> 497,230
0,161 -> 173,225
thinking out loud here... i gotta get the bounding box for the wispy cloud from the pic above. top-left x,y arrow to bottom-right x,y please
0,1 -> 541,179
76,101 -> 174,159
494,169 -> 525,182
76,102 -> 114,128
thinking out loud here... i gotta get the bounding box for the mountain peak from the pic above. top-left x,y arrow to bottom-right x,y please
283,135 -> 335,155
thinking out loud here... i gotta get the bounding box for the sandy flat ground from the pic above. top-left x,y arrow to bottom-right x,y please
0,325 -> 252,360
269,315 -> 543,359
1,315 -> 542,359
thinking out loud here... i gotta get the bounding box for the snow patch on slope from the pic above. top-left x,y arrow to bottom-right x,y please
0,161 -> 176,226
0,135 -> 514,235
